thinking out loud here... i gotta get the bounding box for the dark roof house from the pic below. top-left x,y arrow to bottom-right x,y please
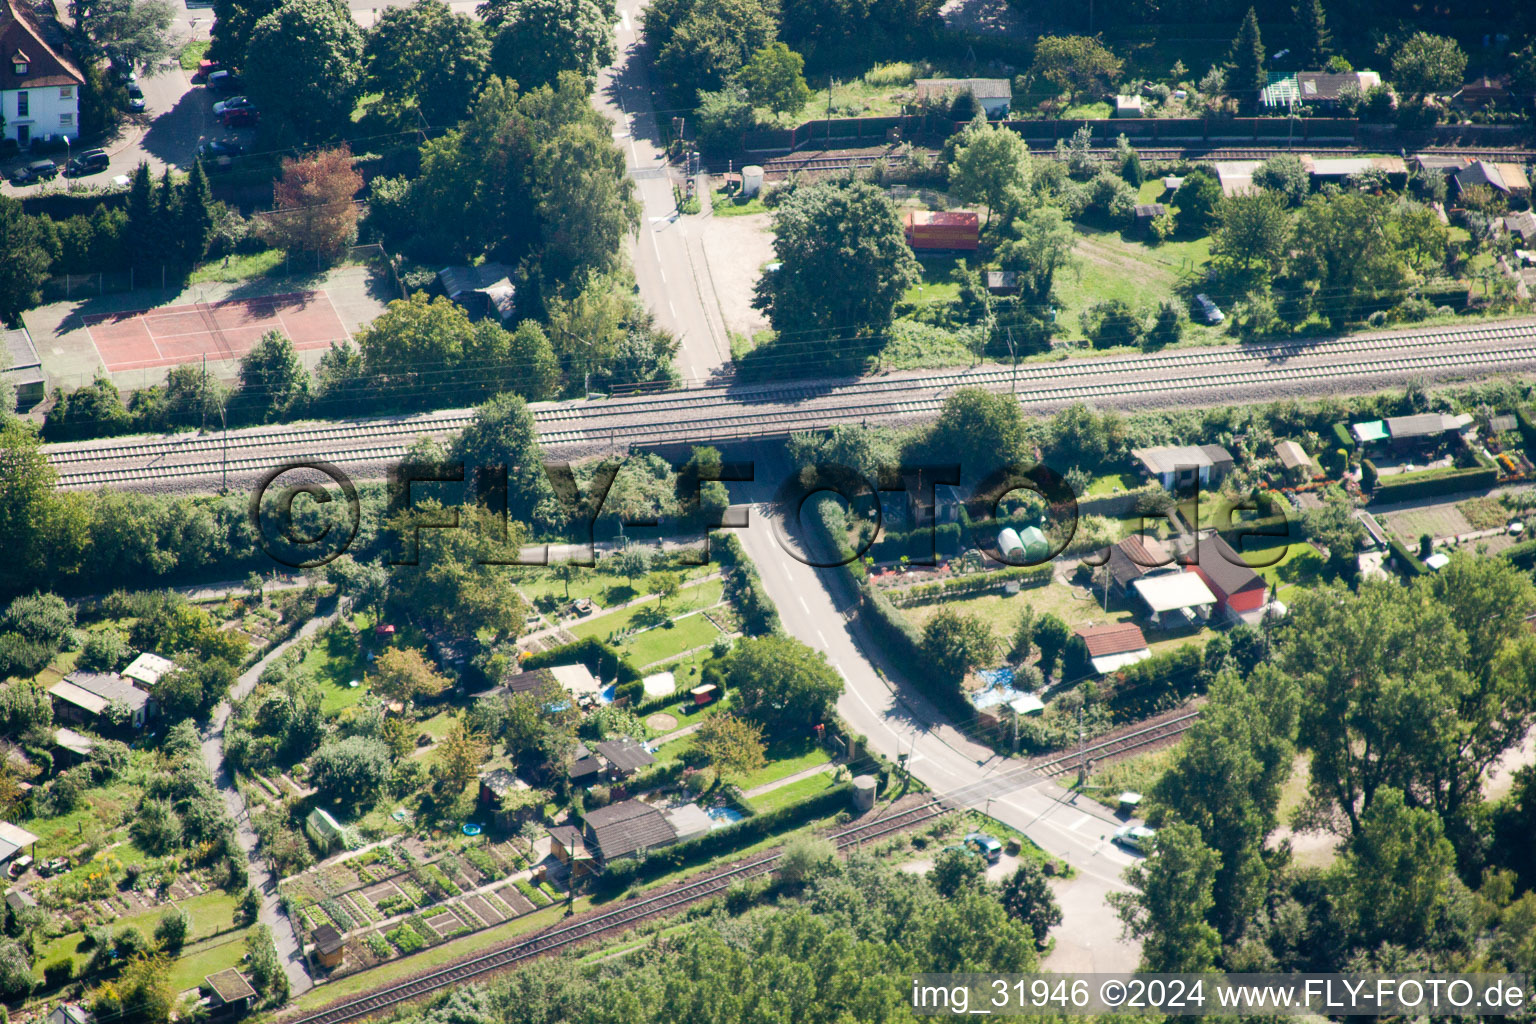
49,671 -> 151,727
438,263 -> 515,323
593,738 -> 655,775
204,969 -> 257,1013
311,923 -> 345,968
1095,534 -> 1176,593
581,799 -> 677,862
0,0 -> 84,92
46,1004 -> 90,1024
1183,533 -> 1268,620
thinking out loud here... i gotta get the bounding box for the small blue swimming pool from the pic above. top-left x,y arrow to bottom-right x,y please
706,806 -> 744,827
600,684 -> 617,703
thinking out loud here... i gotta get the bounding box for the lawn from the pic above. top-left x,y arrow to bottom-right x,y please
621,611 -> 723,669
178,38 -> 209,71
297,632 -> 370,717
32,890 -> 244,980
165,930 -> 254,992
900,258 -> 964,309
187,249 -> 286,285
749,772 -> 839,813
1046,227 -> 1221,350
1081,745 -> 1182,811
569,579 -> 725,642
1244,539 -> 1328,602
517,563 -> 714,612
901,582 -> 1125,639
737,737 -> 833,790
712,188 -> 769,218
1083,470 -> 1142,497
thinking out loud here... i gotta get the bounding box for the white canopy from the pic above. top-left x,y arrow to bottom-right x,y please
1132,572 -> 1217,612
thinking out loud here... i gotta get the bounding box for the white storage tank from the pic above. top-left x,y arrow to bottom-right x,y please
741,164 -> 765,197
851,775 -> 877,812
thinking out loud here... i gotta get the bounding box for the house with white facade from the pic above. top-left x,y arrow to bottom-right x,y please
1,0 -> 84,150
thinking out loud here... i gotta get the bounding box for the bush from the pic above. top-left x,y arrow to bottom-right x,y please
1362,458 -> 1379,490
43,959 -> 73,988
385,925 -> 423,953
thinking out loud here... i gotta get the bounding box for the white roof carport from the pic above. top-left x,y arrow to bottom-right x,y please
1132,572 -> 1217,612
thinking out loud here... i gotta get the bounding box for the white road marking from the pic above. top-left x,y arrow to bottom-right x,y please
816,629 -> 827,644
620,8 -> 630,30
797,594 -> 811,613
1070,813 -> 1093,832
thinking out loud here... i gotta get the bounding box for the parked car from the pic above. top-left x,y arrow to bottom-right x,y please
212,95 -> 252,116
64,149 -> 110,177
963,832 -> 1004,864
8,158 -> 58,185
1113,825 -> 1157,853
219,106 -> 259,128
126,81 -> 145,112
192,59 -> 221,83
1193,293 -> 1224,325
7,855 -> 32,879
197,139 -> 243,169
207,70 -> 242,92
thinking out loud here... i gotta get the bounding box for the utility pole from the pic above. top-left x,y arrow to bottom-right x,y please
1005,327 -> 1018,395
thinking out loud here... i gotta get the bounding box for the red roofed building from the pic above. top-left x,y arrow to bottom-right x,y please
1074,622 -> 1152,675
1,0 -> 83,148
1184,532 -> 1269,622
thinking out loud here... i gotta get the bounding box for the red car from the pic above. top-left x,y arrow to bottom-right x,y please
219,106 -> 259,127
192,59 -> 221,83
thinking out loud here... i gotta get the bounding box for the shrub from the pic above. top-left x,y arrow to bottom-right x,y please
365,932 -> 390,958
385,925 -> 423,953
43,959 -> 73,988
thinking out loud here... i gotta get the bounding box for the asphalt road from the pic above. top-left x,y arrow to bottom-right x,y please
593,0 -> 733,383
730,456 -> 1143,971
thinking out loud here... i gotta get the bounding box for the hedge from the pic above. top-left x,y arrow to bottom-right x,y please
593,781 -> 854,893
1332,422 -> 1355,451
1503,539 -> 1536,570
1517,407 -> 1536,454
884,563 -> 1053,606
712,531 -> 782,636
1100,643 -> 1207,723
523,636 -> 642,686
802,494 -> 970,719
1367,455 -> 1498,504
1387,535 -> 1427,576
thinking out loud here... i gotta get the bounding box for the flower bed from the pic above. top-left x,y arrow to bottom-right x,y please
514,879 -> 549,907
385,925 -> 423,953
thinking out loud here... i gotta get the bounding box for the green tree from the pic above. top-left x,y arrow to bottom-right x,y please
999,861 -> 1062,946
310,735 -> 392,805
0,198 -> 53,321
1252,152 -> 1309,205
1296,0 -> 1330,68
694,86 -> 758,151
1112,820 -> 1222,972
156,658 -> 237,721
1289,191 -> 1414,325
434,719 -> 489,792
75,0 -> 175,75
449,395 -> 555,531
924,388 -> 1031,471
1283,565 -> 1536,857
1145,300 -> 1185,349
1172,169 -> 1223,232
177,159 -> 215,263
1226,7 -> 1266,95
1120,147 -> 1145,187
232,331 -> 309,423
775,834 -> 837,886
753,178 -> 918,366
930,846 -> 987,897
1153,667 -> 1298,941
153,907 -> 188,954
647,0 -> 777,100
1211,188 -> 1292,280
245,0 -> 365,139
695,712 -> 767,780
208,0 -> 281,66
1033,613 -> 1069,674
948,119 -> 1034,231
482,0 -> 613,90
1083,299 -> 1141,348
998,205 -> 1079,307
921,609 -> 1000,688
238,886 -> 261,924
533,119 -> 640,283
736,42 -> 811,118
1029,35 -> 1123,103
372,646 -> 450,703
1391,32 -> 1467,98
725,634 -> 843,734
365,0 -> 490,126
1338,786 -> 1456,948
244,925 -> 288,1002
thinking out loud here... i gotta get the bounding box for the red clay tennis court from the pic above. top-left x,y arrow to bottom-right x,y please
85,291 -> 349,372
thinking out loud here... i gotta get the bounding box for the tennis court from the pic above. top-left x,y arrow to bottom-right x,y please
85,291 -> 349,372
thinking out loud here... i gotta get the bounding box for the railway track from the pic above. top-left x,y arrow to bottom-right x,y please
49,327 -> 1536,489
282,798 -> 949,1024
46,317 -> 1536,470
755,144 -> 1536,176
1029,711 -> 1202,779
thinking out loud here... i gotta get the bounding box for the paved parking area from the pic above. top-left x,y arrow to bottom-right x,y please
0,2 -> 252,196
